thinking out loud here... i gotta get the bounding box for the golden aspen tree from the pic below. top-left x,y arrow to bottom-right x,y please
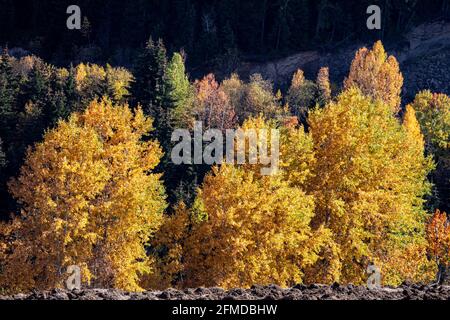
182,165 -> 320,289
174,117 -> 330,289
287,69 -> 317,124
403,105 -> 425,153
0,218 -> 38,293
278,119 -> 341,284
74,63 -> 133,109
306,88 -> 435,285
143,202 -> 191,290
291,69 -> 306,89
105,64 -> 134,103
316,67 -> 331,106
380,102 -> 437,285
344,41 -> 403,113
221,73 -> 245,108
278,121 -> 315,188
409,91 -> 450,152
1,98 -> 166,292
220,73 -> 283,125
193,73 -> 236,130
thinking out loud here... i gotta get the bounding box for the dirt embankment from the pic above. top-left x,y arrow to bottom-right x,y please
1,283 -> 449,300
238,21 -> 450,100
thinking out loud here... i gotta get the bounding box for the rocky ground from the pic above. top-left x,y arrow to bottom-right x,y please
1,283 -> 449,300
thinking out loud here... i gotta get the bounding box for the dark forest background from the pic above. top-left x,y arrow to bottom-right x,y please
1,0 -> 449,69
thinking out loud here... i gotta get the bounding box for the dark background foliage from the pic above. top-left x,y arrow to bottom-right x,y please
1,0 -> 449,68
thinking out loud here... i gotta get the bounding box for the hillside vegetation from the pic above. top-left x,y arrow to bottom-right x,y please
0,39 -> 449,293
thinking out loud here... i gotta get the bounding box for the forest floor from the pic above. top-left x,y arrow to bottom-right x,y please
1,283 -> 449,300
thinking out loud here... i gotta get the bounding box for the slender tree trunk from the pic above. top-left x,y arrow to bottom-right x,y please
437,264 -> 449,285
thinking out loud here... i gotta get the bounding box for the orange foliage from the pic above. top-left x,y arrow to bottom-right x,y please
427,210 -> 450,267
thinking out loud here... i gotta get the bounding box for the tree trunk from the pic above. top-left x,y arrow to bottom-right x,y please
437,264 -> 449,285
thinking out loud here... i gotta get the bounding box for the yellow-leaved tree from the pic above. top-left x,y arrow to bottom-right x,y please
182,164 -> 327,289
148,117 -> 331,289
0,98 -> 166,292
74,63 -> 133,108
316,67 -> 332,106
344,41 -> 403,113
304,88 -> 435,285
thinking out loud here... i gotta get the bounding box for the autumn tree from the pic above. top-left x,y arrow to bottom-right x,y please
182,164 -> 327,289
0,98 -> 166,292
104,64 -> 134,104
241,74 -> 284,122
409,91 -> 450,212
153,117 -> 330,289
305,88 -> 435,285
316,67 -> 331,106
193,73 -> 236,130
426,210 -> 450,283
143,202 -> 191,290
74,63 -> 133,110
344,41 -> 403,113
221,73 -> 284,125
286,69 -> 317,126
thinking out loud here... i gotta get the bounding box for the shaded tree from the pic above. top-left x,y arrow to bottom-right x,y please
409,91 -> 450,213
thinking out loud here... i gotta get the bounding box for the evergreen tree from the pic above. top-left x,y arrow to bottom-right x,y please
132,38 -> 168,116
165,52 -> 195,128
0,50 -> 19,140
64,64 -> 79,117
161,52 -> 197,206
20,59 -> 51,126
49,68 -> 70,125
0,50 -> 20,218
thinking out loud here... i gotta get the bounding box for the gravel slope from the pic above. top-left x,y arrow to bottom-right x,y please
1,283 -> 449,300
